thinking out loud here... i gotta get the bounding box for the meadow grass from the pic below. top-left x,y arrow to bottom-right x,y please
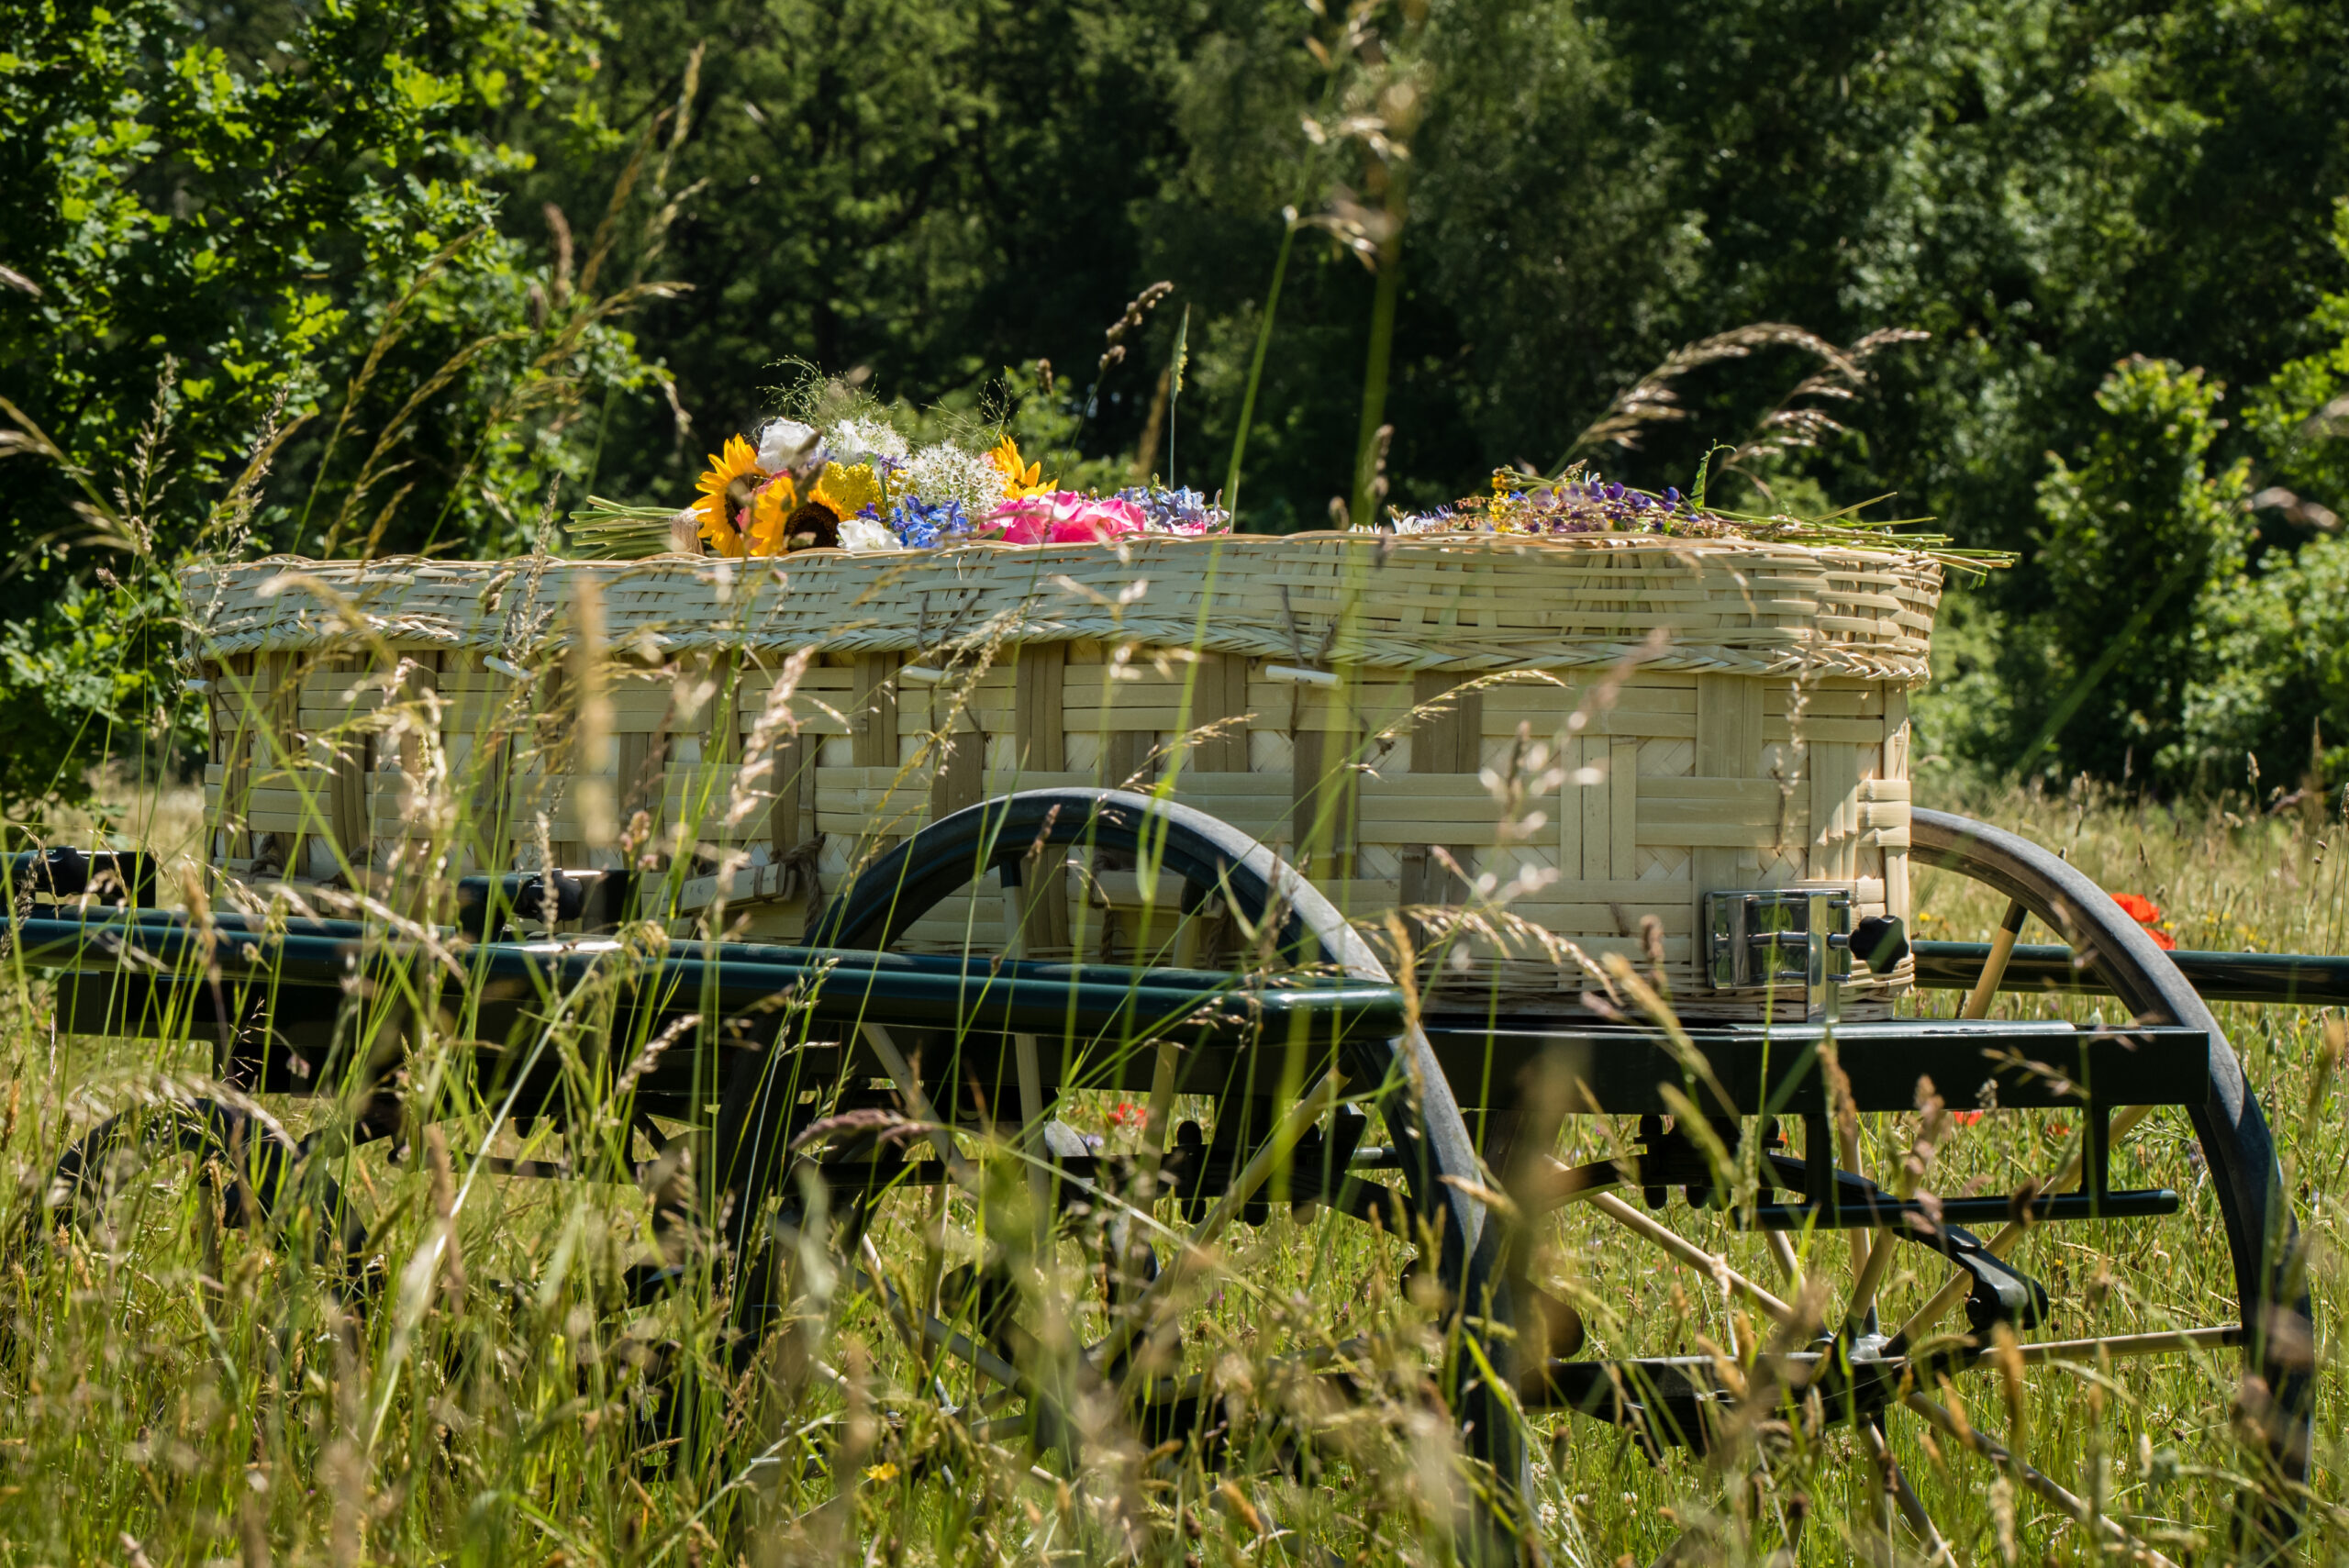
0,766 -> 2340,1568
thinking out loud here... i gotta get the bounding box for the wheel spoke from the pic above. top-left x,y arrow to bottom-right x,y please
1841,1221 -> 1898,1339
2012,1325 -> 2241,1364
1864,1417 -> 1955,1563
1959,899 -> 2030,1018
857,1022 -> 976,1189
845,1230 -> 1027,1395
1589,1191 -> 1795,1325
1137,1036 -> 1182,1196
1011,1029 -> 1052,1213
996,888 -> 1055,1217
1762,1228 -> 1802,1289
1526,1155 -> 1624,1213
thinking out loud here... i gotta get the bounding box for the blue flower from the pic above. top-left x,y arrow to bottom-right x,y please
1114,484 -> 1230,533
885,496 -> 971,550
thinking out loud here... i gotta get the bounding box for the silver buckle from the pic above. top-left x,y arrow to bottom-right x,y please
1704,888 -> 1854,1013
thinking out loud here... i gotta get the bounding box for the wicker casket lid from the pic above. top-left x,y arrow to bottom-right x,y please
186,531 -> 1936,680
184,532 -> 1940,1018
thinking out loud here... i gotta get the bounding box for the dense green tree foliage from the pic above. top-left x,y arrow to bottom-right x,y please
0,0 -> 668,804
6,0 -> 2349,806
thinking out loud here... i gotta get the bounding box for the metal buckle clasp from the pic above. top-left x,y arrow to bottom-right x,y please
1703,887 -> 1854,1014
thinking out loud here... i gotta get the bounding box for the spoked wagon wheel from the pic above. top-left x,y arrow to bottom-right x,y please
722,788 -> 1532,1549
1521,808 -> 2314,1563
26,1092 -> 369,1289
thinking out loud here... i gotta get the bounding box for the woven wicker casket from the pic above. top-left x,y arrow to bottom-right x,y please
183,532 -> 1939,1018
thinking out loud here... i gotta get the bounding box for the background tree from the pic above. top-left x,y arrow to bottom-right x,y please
0,0 -> 676,807
6,0 -> 2349,804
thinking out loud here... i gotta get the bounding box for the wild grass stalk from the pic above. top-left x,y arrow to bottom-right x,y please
0,439 -> 2338,1568
2,714 -> 2338,1563
1221,212 -> 1297,522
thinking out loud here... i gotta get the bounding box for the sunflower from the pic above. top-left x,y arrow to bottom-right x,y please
751,462 -> 883,553
694,435 -> 767,557
743,473 -> 800,554
986,436 -> 1049,498
781,499 -> 841,550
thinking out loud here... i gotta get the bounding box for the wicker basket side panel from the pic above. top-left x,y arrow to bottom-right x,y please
200,652 -> 367,880
1881,686 -> 1913,925
182,555 -> 1927,995
1268,664 -> 1915,1016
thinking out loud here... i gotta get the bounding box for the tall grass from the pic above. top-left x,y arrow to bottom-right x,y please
1,659 -> 2342,1566
0,372 -> 2336,1562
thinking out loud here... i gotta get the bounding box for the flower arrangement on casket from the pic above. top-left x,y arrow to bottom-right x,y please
566,414 -> 1230,560
1383,466 -> 2009,564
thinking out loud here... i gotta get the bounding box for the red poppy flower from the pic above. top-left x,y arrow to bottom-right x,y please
2111,892 -> 2178,950
1950,1109 -> 1985,1127
1106,1101 -> 1146,1129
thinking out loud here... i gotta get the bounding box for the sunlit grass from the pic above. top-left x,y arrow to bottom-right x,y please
0,772 -> 2339,1565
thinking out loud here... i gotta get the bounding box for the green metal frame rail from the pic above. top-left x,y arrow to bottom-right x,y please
7,908 -> 1406,1046
1912,940 -> 2349,1006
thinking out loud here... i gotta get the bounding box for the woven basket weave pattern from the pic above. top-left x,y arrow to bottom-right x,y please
186,533 -> 1936,679
184,537 -> 1938,1017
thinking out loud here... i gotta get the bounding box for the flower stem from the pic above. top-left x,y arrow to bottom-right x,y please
1222,219 -> 1296,524
1349,246 -> 1401,529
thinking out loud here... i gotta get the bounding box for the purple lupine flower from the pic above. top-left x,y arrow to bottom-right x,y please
1114,485 -> 1232,534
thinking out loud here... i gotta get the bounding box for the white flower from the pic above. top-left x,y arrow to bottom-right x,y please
838,514 -> 901,553
900,440 -> 1008,515
830,416 -> 909,464
756,418 -> 821,473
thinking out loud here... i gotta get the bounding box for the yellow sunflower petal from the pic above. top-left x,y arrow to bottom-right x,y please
700,511 -> 745,558
745,474 -> 799,555
694,435 -> 766,557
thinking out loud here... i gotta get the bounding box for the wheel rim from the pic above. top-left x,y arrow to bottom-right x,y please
1522,808 -> 2314,1562
1911,807 -> 2314,1543
737,789 -> 1527,1535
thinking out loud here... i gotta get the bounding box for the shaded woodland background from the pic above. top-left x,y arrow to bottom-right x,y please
6,0 -> 2349,807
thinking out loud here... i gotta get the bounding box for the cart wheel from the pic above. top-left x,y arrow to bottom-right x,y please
1529,807 -> 2314,1562
727,788 -> 1531,1551
27,1093 -> 369,1289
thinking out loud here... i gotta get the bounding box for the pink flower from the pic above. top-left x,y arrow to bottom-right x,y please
992,491 -> 1147,544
